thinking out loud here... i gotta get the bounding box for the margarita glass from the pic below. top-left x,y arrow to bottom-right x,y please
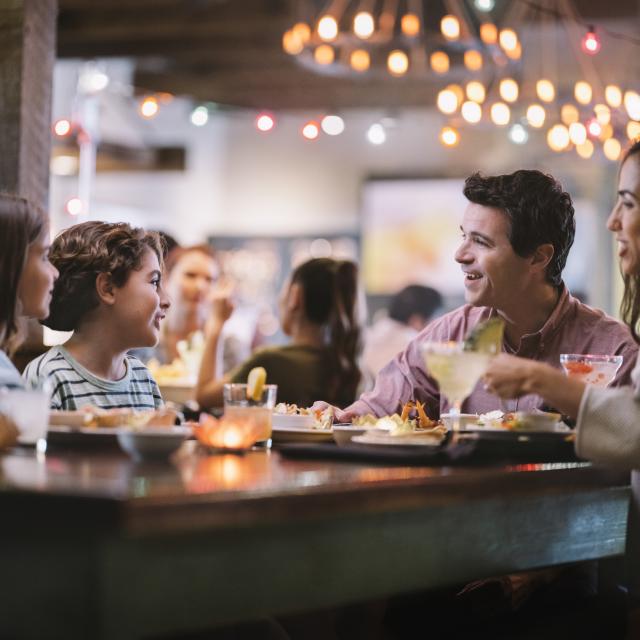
560,354 -> 623,388
422,341 -> 491,434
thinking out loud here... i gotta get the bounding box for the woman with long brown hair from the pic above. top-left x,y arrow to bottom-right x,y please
0,193 -> 58,389
196,257 -> 362,409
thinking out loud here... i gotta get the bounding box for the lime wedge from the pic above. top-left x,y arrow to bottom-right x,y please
246,366 -> 267,401
463,317 -> 505,354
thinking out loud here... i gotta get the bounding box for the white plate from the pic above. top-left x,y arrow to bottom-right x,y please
272,413 -> 316,429
332,425 -> 366,446
352,432 -> 443,448
440,413 -> 479,429
272,425 -> 334,443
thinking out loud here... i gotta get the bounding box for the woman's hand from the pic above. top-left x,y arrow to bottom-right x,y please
205,279 -> 235,334
483,354 -> 543,399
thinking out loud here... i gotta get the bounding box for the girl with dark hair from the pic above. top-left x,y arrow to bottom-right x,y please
24,221 -> 171,410
196,257 -> 362,409
0,193 -> 58,389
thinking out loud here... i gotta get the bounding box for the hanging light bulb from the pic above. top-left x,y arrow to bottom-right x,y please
587,119 -> 602,138
547,124 -> 570,152
302,120 -> 320,140
603,138 -> 622,161
605,85 -> 623,108
317,15 -> 338,41
447,84 -> 465,104
401,14 -> 420,37
509,124 -> 528,144
440,126 -> 460,147
576,139 -> 594,159
292,22 -> 311,44
461,101 -> 482,123
256,113 -> 275,132
437,89 -> 459,114
526,104 -> 546,128
499,78 -> 519,103
353,12 -> 375,39
367,123 -> 386,145
464,50 -> 483,71
387,50 -> 409,75
499,29 -> 518,52
561,104 -> 580,125
430,51 -> 450,74
53,118 -> 72,137
568,122 -> 587,145
474,0 -> 495,11
599,123 -> 614,140
466,81 -> 486,103
505,41 -> 522,60
350,49 -> 370,72
321,115 -> 345,136
490,102 -> 510,126
627,121 -> 640,140
480,23 -> 498,44
625,91 -> 640,120
190,105 -> 209,127
65,197 -> 84,216
314,44 -> 335,65
594,104 -> 611,125
574,81 -> 593,105
282,30 -> 303,55
581,26 -> 601,55
441,15 -> 460,40
536,79 -> 555,103
139,96 -> 159,118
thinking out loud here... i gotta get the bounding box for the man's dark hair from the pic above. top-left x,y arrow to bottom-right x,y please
388,285 -> 443,324
463,170 -> 575,286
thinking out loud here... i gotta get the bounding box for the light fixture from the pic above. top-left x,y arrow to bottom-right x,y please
321,115 -> 345,136
139,96 -> 159,118
350,49 -> 370,72
387,50 -> 409,75
499,79 -> 519,103
625,91 -> 640,120
509,124 -> 528,144
474,0 -> 495,11
314,44 -> 335,65
526,104 -> 546,128
480,22 -> 498,44
437,89 -> 459,115
587,119 -> 602,138
302,120 -> 320,140
490,102 -> 511,126
430,51 -> 450,74
628,121 -> 640,140
401,14 -> 420,37
53,118 -> 72,137
547,124 -> 570,151
317,15 -> 338,41
461,101 -> 482,124
353,12 -> 375,39
568,122 -> 587,145
464,50 -> 483,71
594,104 -> 611,125
536,79 -> 555,103
466,81 -> 486,103
574,81 -> 593,105
190,106 -> 209,127
441,15 -> 460,40
581,26 -> 601,55
605,85 -> 623,108
256,113 -> 275,132
560,104 -> 580,125
65,197 -> 84,216
499,29 -> 518,52
367,123 -> 386,145
440,126 -> 460,147
603,138 -> 621,161
576,139 -> 594,159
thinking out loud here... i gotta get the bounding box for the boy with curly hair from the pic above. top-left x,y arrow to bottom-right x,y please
24,221 -> 170,410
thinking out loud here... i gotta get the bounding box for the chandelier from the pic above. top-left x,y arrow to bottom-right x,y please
282,0 -> 640,159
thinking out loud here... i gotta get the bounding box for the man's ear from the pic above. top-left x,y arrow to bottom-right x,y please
287,282 -> 303,311
95,272 -> 116,306
530,243 -> 555,274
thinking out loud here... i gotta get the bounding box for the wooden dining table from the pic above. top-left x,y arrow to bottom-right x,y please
0,439 -> 630,639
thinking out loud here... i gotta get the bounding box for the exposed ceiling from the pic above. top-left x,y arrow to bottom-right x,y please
56,0 -> 640,110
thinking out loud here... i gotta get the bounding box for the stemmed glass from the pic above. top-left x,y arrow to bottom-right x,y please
421,342 -> 491,437
559,354 -> 623,388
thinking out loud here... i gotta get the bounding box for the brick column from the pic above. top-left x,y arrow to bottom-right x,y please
0,0 -> 57,209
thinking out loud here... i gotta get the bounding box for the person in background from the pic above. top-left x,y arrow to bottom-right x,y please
0,194 -> 58,388
361,284 -> 443,377
326,169 -> 637,423
24,221 -> 169,411
196,258 -> 362,409
483,140 -> 640,636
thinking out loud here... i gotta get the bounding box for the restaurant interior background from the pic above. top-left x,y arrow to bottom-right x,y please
46,0 -> 639,349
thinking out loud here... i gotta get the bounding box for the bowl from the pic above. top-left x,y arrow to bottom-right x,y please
559,354 -> 623,388
116,426 -> 191,460
513,411 -> 563,432
332,424 -> 366,446
440,413 -> 479,430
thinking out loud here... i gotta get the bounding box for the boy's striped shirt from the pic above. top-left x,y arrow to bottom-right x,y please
23,346 -> 163,411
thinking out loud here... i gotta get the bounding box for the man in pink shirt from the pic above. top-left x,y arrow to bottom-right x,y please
336,169 -> 638,420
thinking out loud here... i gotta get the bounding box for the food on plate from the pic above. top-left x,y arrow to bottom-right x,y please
246,366 -> 267,401
352,401 -> 446,438
50,406 -> 181,429
147,358 -> 192,383
475,410 -> 565,432
463,317 -> 505,354
273,403 -> 333,429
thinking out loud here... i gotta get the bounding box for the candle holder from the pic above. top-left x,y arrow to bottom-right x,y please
192,413 -> 265,453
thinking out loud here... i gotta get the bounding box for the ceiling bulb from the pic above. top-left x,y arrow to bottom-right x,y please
561,104 -> 580,125
464,50 -> 483,71
282,30 -> 304,55
509,124 -> 528,144
594,104 -> 611,125
317,15 -> 338,41
547,124 -> 570,152
490,102 -> 510,126
574,81 -> 593,105
350,49 -> 370,72
627,121 -> 640,140
387,50 -> 409,75
430,51 -> 450,74
466,81 -> 486,103
314,45 -> 335,65
440,126 -> 460,147
437,89 -> 459,114
526,104 -> 546,128
536,79 -> 555,103
568,122 -> 587,145
499,29 -> 518,51
605,85 -> 622,108
576,139 -> 594,159
353,12 -> 375,39
625,91 -> 640,120
441,15 -> 460,40
603,138 -> 621,161
401,14 -> 420,37
480,23 -> 498,44
499,78 -> 519,103
461,101 -> 482,123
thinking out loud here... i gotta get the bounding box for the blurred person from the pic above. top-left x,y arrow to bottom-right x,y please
361,284 -> 443,376
24,222 -> 169,410
0,193 -> 58,389
196,258 -> 361,409
322,170 -> 637,423
483,139 -> 640,636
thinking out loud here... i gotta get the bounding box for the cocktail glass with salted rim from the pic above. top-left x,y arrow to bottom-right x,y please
421,341 -> 492,435
560,354 -> 623,388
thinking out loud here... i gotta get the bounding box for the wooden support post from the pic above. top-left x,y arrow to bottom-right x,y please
0,0 -> 57,209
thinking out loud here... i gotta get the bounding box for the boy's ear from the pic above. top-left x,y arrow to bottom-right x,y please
95,272 -> 116,305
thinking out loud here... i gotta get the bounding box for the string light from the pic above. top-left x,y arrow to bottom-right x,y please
576,139 -> 594,159
480,23 -> 498,44
190,105 -> 209,127
474,0 -> 495,11
625,91 -> 640,120
490,102 -> 511,126
603,138 -> 622,161
437,89 -> 459,114
461,101 -> 482,124
509,124 -> 528,144
466,81 -> 486,103
353,12 -> 375,39
628,121 -> 640,140
282,30 -> 304,55
292,22 -> 311,44
581,26 -> 601,55
561,104 -> 580,125
401,14 -> 420,37
547,124 -> 570,151
499,29 -> 518,52
499,78 -> 519,103
536,79 -> 555,103
605,85 -> 623,108
568,122 -> 587,145
587,119 -> 602,137
594,104 -> 611,125
430,51 -> 450,74
464,50 -> 483,71
65,197 -> 83,216
441,15 -> 460,40
574,81 -> 593,105
314,45 -> 334,65
317,15 -> 338,41
321,115 -> 345,136
367,123 -> 386,145
350,49 -> 370,72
